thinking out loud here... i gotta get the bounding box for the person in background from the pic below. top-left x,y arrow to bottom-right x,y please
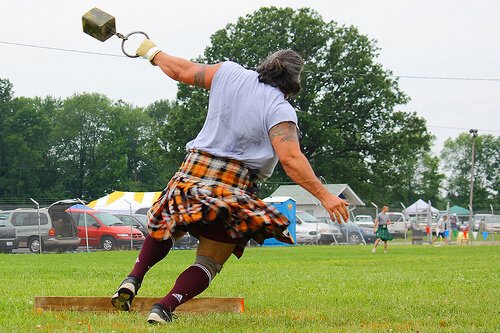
110,39 -> 350,325
432,215 -> 449,245
372,205 -> 393,253
450,215 -> 458,232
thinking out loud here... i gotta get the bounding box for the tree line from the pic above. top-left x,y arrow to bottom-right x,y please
0,7 -> 498,211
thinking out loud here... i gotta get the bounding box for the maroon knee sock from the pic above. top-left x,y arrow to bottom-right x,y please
129,235 -> 173,282
158,264 -> 212,311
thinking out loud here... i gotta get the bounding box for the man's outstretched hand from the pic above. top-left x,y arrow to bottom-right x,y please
322,195 -> 349,223
136,39 -> 161,64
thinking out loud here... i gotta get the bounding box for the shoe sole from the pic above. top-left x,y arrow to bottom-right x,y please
111,282 -> 136,311
147,312 -> 168,324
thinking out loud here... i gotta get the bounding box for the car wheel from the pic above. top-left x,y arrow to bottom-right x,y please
348,233 -> 362,244
28,237 -> 41,253
100,236 -> 116,251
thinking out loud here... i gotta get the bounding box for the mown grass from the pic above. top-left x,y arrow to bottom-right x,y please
0,244 -> 498,332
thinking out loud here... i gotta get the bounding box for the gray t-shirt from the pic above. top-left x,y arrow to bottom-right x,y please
377,212 -> 390,225
186,61 -> 297,179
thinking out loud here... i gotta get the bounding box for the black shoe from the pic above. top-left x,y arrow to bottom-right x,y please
147,303 -> 176,324
111,276 -> 141,311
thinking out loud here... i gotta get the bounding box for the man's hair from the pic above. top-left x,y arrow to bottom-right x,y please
256,49 -> 304,97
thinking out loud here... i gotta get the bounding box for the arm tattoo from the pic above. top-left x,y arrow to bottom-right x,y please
194,65 -> 208,88
269,122 -> 299,143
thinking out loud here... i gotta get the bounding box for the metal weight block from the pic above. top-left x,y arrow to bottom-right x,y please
82,8 -> 116,42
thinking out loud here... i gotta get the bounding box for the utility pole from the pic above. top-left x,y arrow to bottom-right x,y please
468,129 -> 478,230
371,202 -> 378,218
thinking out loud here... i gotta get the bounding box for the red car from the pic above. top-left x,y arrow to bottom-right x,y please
67,209 -> 144,251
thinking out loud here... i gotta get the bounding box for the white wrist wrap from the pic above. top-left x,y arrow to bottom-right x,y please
144,47 -> 160,61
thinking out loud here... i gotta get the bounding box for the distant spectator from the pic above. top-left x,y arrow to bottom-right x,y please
478,218 -> 486,233
410,218 -> 419,231
450,216 -> 458,231
372,206 -> 393,253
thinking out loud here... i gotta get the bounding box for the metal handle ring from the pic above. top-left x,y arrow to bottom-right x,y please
119,31 -> 150,58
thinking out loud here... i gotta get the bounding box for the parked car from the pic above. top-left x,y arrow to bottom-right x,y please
385,212 -> 409,237
354,215 -> 374,228
135,207 -> 149,215
113,213 -> 148,237
132,209 -> 198,249
67,209 -> 145,251
2,200 -> 81,253
295,210 -> 342,245
0,212 -> 18,253
318,217 -> 377,244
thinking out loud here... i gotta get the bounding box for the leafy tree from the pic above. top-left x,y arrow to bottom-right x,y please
0,92 -> 58,197
48,93 -> 158,199
143,99 -> 186,187
165,7 -> 432,202
90,100 -> 153,194
48,93 -> 122,199
413,153 -> 445,206
441,133 -> 499,210
0,78 -> 14,196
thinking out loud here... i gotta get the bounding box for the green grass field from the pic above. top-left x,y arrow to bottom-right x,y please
0,244 -> 498,332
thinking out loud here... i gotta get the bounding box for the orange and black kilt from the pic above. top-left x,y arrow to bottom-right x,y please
147,150 -> 294,258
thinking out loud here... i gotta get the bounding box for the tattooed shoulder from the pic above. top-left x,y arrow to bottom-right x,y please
269,122 -> 299,142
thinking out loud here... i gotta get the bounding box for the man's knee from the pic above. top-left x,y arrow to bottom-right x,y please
194,255 -> 223,281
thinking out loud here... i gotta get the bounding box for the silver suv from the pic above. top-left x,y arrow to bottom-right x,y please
3,200 -> 81,253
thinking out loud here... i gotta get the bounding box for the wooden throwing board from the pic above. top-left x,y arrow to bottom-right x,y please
34,296 -> 244,314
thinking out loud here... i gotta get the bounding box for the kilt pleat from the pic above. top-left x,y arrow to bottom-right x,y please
147,150 -> 294,258
376,225 -> 393,241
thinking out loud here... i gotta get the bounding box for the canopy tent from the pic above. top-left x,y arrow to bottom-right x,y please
403,199 -> 439,215
87,191 -> 161,214
448,205 -> 470,216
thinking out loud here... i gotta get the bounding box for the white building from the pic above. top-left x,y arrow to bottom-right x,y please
269,184 -> 364,219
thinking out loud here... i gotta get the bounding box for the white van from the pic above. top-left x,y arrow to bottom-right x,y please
354,215 -> 374,228
295,210 -> 341,244
4,200 -> 81,253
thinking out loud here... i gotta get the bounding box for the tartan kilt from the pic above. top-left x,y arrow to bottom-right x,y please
147,150 -> 294,258
376,225 -> 393,241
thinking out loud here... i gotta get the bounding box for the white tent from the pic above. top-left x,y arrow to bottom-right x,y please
403,199 -> 439,215
87,191 -> 161,214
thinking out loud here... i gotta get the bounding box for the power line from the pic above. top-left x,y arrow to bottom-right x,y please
427,125 -> 500,133
2,40 -> 500,82
394,75 -> 500,82
297,110 -> 500,134
0,40 -> 125,58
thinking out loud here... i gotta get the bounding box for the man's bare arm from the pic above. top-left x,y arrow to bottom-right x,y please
152,53 -> 221,89
269,122 -> 349,222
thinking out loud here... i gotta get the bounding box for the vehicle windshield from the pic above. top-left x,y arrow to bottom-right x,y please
133,214 -> 147,225
95,212 -> 125,226
387,214 -> 405,222
296,211 -> 318,223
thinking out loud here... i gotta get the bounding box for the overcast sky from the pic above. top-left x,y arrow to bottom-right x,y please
1,0 -> 499,153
